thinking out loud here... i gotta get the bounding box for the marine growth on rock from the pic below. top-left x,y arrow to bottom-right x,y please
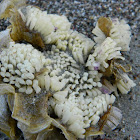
0,0 -> 136,139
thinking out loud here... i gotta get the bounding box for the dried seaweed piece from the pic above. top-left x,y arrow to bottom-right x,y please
99,104 -> 112,131
12,93 -> 31,126
17,116 -> 75,140
21,132 -> 38,140
0,84 -> 15,95
36,127 -> 66,140
0,95 -> 11,131
0,118 -> 18,140
36,127 -> 53,140
98,17 -> 112,37
7,94 -> 15,112
52,119 -> 76,140
27,116 -> 52,134
0,0 -> 26,19
17,122 -> 38,140
85,127 -> 104,138
0,84 -> 19,140
12,92 -> 52,132
9,10 -> 45,48
0,0 -> 45,48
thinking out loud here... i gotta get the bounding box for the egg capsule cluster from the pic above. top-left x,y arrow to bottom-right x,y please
44,30 -> 95,64
116,73 -> 136,94
0,43 -> 48,94
49,90 -> 116,138
86,37 -> 124,72
19,6 -> 71,44
18,6 -> 95,64
92,18 -> 131,51
0,1 -> 135,139
42,46 -> 103,95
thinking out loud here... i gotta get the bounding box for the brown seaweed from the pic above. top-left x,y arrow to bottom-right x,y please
9,10 -> 45,48
98,17 -> 112,37
0,0 -> 26,19
0,0 -> 45,48
85,127 -> 104,138
103,60 -> 132,82
0,84 -> 20,140
98,104 -> 112,131
52,119 -> 76,140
